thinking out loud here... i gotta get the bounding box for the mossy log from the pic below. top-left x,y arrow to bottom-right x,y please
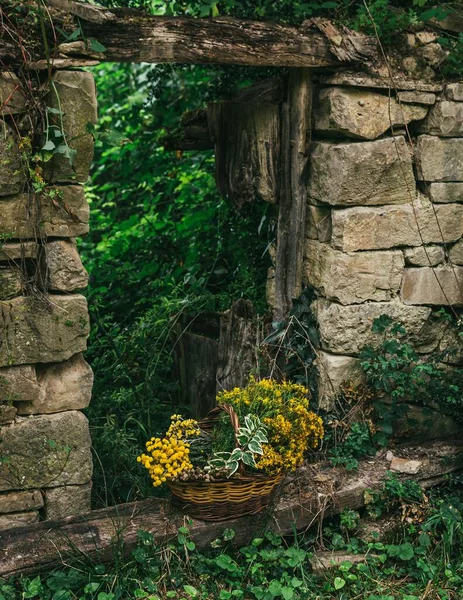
1,440 -> 462,578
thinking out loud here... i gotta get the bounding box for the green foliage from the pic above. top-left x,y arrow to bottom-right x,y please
82,62 -> 272,506
208,414 -> 268,475
329,422 -> 377,471
360,314 -> 463,422
365,471 -> 424,519
5,479 -> 463,600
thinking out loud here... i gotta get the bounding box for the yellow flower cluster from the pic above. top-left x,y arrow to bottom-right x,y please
137,415 -> 200,487
217,377 -> 324,475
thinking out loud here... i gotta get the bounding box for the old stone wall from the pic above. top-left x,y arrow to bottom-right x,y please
304,75 -> 463,419
0,69 -> 96,527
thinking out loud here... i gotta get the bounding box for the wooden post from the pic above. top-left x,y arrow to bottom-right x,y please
273,69 -> 313,321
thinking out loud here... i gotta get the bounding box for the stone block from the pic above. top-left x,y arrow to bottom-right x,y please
416,135 -> 463,181
0,365 -> 41,403
397,91 -> 436,105
0,268 -> 22,299
306,205 -> 331,242
0,186 -> 89,239
318,72 -> 443,93
401,266 -> 463,306
46,70 -> 97,183
0,411 -> 92,491
315,87 -> 428,140
429,183 -> 463,203
304,240 -> 403,304
43,240 -> 88,292
316,351 -> 364,412
17,354 -> 93,415
449,239 -> 463,265
393,404 -> 463,442
404,245 -> 445,266
0,511 -> 39,529
419,100 -> 463,136
0,120 -> 25,197
0,295 -> 90,367
389,456 -> 422,474
0,404 -> 16,424
446,83 -> 463,102
308,136 -> 415,206
44,482 -> 92,519
312,299 -> 442,355
0,72 -> 27,115
0,242 -> 38,262
331,197 -> 463,252
0,490 -> 43,514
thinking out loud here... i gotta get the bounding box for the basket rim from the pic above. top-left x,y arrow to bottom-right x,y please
167,472 -> 283,487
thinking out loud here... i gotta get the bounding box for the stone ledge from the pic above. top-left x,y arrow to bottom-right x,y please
0,410 -> 92,492
308,136 -> 415,207
0,187 -> 89,239
0,490 -> 43,515
304,240 -> 404,305
0,295 -> 90,367
416,136 -> 463,182
401,266 -> 463,306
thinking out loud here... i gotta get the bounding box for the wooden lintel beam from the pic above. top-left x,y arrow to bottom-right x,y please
0,2 -> 380,69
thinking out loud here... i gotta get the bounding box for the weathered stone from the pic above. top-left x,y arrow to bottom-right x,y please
404,245 -> 445,267
0,404 -> 16,425
0,411 -> 92,491
306,205 -> 331,242
312,299 -> 442,355
0,365 -> 41,403
316,351 -> 364,412
416,136 -> 463,181
449,239 -> 463,265
17,354 -> 93,415
0,511 -> 39,529
421,43 -> 447,68
401,266 -> 463,306
315,87 -> 428,140
331,197 -> 463,252
0,490 -> 43,514
44,482 -> 92,519
416,31 -> 438,45
0,268 -> 22,299
0,72 -> 27,115
318,72 -> 443,93
446,83 -> 463,102
429,183 -> 463,204
419,100 -> 463,136
439,326 -> 463,365
389,456 -> 422,474
0,242 -> 38,262
46,70 -> 97,183
397,91 -> 436,105
0,120 -> 24,197
0,295 -> 90,367
394,404 -> 463,442
43,240 -> 88,292
304,240 -> 403,304
308,137 -> 415,207
0,186 -> 89,239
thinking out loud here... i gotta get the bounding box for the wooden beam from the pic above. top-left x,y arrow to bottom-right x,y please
0,1 -> 379,68
273,69 -> 312,321
1,440 -> 462,578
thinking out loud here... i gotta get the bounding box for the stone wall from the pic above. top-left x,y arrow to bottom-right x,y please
304,75 -> 463,414
0,70 -> 96,527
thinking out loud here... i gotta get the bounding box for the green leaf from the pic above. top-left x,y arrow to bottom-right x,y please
281,587 -> 294,600
183,585 -> 198,598
90,38 -> 107,53
334,577 -> 346,590
42,140 -> 56,151
398,543 -> 414,561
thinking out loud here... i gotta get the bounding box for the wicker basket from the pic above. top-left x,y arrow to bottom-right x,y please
168,405 -> 283,521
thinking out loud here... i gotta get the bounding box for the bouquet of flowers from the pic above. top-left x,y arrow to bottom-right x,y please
138,378 -> 324,488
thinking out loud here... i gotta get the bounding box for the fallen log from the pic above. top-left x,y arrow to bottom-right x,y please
1,439 -> 462,578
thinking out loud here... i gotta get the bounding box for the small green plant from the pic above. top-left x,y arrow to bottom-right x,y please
329,422 -> 376,471
209,414 -> 268,476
